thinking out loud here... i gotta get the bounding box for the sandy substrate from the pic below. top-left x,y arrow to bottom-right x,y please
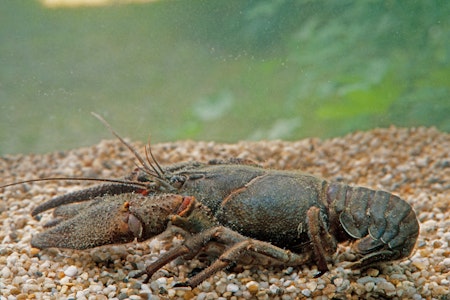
1,126 -> 449,299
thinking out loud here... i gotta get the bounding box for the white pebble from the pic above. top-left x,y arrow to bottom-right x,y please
269,277 -> 279,284
89,284 -> 103,293
226,283 -> 239,293
412,294 -> 422,300
140,283 -> 152,293
22,284 -> 40,293
205,291 -> 218,299
1,266 -> 11,278
286,285 -> 298,293
197,293 -> 207,300
281,294 -> 293,300
416,156 -> 429,167
216,282 -> 226,294
283,280 -> 292,287
442,232 -> 450,242
357,276 -> 385,285
64,265 -> 78,277
442,258 -> 450,267
333,277 -> 343,286
301,289 -> 311,296
75,291 -> 88,300
421,220 -> 437,232
149,238 -> 162,251
306,281 -> 317,291
365,282 -> 375,292
155,277 -> 167,286
43,282 -> 57,291
6,254 -> 17,266
201,280 -> 212,292
377,281 -> 396,292
284,266 -> 294,274
13,276 -> 25,285
103,285 -> 116,295
60,277 -> 71,285
269,284 -> 281,295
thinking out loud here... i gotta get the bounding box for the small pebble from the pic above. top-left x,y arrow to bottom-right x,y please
245,281 -> 259,294
301,289 -> 311,297
226,283 -> 239,293
366,268 -> 379,277
269,284 -> 282,295
64,266 -> 78,277
1,266 -> 11,278
365,282 -> 375,292
377,281 -> 396,293
333,277 -> 343,286
442,258 -> 450,267
306,281 -> 317,291
286,285 -> 298,293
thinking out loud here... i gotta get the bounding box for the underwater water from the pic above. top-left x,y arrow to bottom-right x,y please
0,0 -> 449,154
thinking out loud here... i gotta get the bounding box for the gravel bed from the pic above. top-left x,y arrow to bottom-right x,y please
1,126 -> 449,299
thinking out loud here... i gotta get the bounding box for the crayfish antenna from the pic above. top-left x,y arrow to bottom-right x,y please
145,135 -> 165,179
91,113 -> 158,177
0,177 -> 148,190
91,112 -> 173,191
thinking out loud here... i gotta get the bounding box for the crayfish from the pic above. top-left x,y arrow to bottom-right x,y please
2,115 -> 419,288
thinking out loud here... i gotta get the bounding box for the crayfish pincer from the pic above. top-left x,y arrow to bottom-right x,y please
15,116 -> 419,288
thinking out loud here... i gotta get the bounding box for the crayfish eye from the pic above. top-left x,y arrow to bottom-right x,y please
170,175 -> 186,188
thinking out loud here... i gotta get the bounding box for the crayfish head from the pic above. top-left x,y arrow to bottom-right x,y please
30,193 -> 189,250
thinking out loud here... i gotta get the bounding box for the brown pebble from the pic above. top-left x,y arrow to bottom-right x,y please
9,287 -> 21,295
433,240 -> 442,248
321,284 -> 336,296
29,248 -> 40,257
366,268 -> 379,277
240,277 -> 253,284
183,290 -> 196,300
246,281 -> 259,294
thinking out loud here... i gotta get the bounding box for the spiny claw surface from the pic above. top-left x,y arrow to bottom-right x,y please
31,193 -> 187,250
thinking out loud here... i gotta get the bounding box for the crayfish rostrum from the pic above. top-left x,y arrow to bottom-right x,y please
2,115 -> 420,288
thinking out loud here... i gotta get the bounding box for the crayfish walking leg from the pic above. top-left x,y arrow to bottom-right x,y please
306,206 -> 338,277
137,226 -> 313,287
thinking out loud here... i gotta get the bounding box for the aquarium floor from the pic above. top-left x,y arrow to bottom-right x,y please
1,126 -> 449,299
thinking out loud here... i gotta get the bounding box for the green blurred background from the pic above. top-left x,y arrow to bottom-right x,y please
1,0 -> 449,155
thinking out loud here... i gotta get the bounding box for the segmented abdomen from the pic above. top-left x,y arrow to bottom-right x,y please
326,182 -> 419,258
